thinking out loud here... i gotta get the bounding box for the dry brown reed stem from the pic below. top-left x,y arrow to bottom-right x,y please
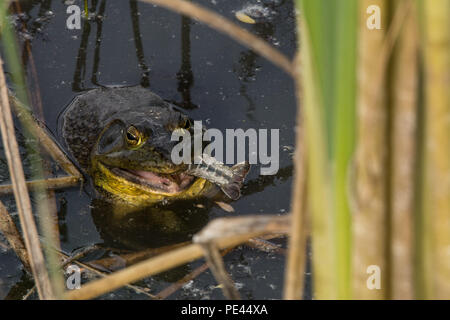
23,286 -> 36,300
8,93 -> 82,179
0,58 -> 54,299
353,0 -> 411,299
201,242 -> 241,300
65,243 -> 205,300
8,1 -> 59,251
65,215 -> 290,300
0,176 -> 80,195
4,93 -> 82,253
156,261 -> 210,299
194,217 -> 290,300
353,0 -> 389,299
88,241 -> 190,271
0,200 -> 31,271
155,237 -> 283,300
390,0 -> 418,299
41,191 -> 60,252
193,215 -> 290,243
246,237 -> 286,254
57,251 -> 157,299
155,247 -> 234,299
284,53 -> 307,300
138,0 -> 294,77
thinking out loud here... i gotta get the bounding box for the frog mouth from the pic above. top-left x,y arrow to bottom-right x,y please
108,165 -> 196,194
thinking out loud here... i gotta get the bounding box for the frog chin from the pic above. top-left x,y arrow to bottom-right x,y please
91,161 -> 215,205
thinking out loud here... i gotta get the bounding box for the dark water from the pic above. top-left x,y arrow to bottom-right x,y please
0,0 -> 307,299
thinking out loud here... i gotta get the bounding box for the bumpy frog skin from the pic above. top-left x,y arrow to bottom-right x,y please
60,86 -> 216,205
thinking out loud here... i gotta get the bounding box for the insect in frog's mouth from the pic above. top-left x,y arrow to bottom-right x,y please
108,165 -> 196,194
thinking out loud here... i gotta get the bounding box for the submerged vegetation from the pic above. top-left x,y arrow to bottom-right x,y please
0,0 -> 449,300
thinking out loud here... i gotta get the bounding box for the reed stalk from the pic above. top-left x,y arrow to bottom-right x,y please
296,5 -> 336,298
0,200 -> 31,271
0,1 -> 65,298
332,0 -> 358,300
283,55 -> 308,300
352,0 -> 391,299
294,0 -> 358,299
0,58 -> 54,299
417,0 -> 450,299
389,0 -> 418,299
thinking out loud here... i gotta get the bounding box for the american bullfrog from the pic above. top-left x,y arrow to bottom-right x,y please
59,86 -> 257,250
60,86 -> 218,206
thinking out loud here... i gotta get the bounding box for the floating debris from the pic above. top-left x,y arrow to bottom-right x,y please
235,4 -> 276,24
215,201 -> 235,213
235,11 -> 256,24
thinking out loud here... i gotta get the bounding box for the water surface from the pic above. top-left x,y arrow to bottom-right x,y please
0,0 -> 307,300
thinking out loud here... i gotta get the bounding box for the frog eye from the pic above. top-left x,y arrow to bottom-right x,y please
125,125 -> 143,147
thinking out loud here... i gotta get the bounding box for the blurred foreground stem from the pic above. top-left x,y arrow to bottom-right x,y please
417,0 -> 450,299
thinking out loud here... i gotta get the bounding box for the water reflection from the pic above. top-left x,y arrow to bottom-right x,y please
90,198 -> 210,250
91,0 -> 106,86
73,0 -> 151,90
175,14 -> 196,109
233,19 -> 276,120
129,0 -> 150,87
72,13 -> 91,91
